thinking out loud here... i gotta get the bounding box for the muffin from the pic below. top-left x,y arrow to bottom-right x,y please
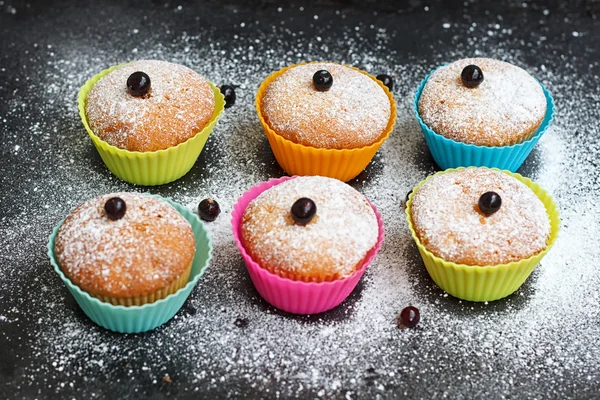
406,167 -> 559,302
54,192 -> 196,306
78,61 -> 225,185
256,62 -> 397,182
414,58 -> 554,172
232,176 -> 385,314
86,60 -> 215,152
241,176 -> 378,281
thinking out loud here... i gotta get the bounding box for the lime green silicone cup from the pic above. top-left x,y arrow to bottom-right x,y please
405,167 -> 560,302
47,195 -> 212,333
78,64 -> 225,186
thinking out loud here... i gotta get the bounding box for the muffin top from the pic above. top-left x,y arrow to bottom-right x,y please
418,58 -> 546,147
260,63 -> 392,149
55,193 -> 196,298
86,60 -> 215,152
410,168 -> 550,266
241,176 -> 379,281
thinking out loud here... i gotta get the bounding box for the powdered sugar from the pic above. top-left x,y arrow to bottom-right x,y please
241,176 -> 378,280
418,58 -> 547,146
261,63 -> 391,149
410,168 -> 550,265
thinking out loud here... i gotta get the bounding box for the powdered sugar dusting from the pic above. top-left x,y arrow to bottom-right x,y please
418,58 -> 546,146
54,193 -> 195,298
411,169 -> 550,265
1,2 -> 599,399
241,176 -> 378,280
85,60 -> 215,152
261,63 -> 391,149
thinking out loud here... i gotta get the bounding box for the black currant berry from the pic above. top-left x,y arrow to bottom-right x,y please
104,197 -> 127,220
376,74 -> 394,91
478,192 -> 502,215
398,306 -> 420,329
461,65 -> 484,88
312,70 -> 333,91
220,85 -> 236,108
291,198 -> 317,225
198,198 -> 220,222
126,71 -> 151,97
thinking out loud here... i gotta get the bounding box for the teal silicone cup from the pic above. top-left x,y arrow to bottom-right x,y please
47,195 -> 212,334
413,68 -> 555,172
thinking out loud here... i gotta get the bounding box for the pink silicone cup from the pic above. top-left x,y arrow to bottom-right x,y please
231,176 -> 385,315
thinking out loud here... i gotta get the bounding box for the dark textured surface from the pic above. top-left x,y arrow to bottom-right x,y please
1,1 -> 599,399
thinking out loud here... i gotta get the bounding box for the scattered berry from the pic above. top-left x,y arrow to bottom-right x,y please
312,70 -> 333,91
397,306 -> 420,329
478,191 -> 502,215
183,301 -> 197,316
364,367 -> 380,385
126,71 -> 151,96
403,189 -> 413,210
198,198 -> 220,222
220,85 -> 236,108
461,65 -> 484,88
234,317 -> 249,328
104,197 -> 126,220
291,198 -> 317,225
376,74 -> 394,91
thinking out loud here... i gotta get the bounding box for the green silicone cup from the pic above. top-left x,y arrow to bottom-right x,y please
47,195 -> 212,333
78,64 -> 225,186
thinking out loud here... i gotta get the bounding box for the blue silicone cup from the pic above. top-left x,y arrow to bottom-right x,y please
47,195 -> 212,334
413,67 -> 555,172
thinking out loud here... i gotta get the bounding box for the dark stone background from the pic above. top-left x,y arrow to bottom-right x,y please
1,1 -> 599,399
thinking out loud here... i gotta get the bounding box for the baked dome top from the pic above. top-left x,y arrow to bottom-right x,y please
241,176 -> 379,281
418,58 -> 546,147
86,60 -> 215,152
261,63 -> 391,149
55,193 -> 195,298
410,168 -> 550,266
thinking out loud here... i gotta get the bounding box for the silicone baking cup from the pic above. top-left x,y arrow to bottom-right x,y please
405,167 -> 560,302
231,176 -> 385,314
256,63 -> 397,182
47,195 -> 212,333
78,64 -> 225,186
414,68 -> 555,172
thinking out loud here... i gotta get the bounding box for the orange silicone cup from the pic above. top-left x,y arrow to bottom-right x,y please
255,62 -> 397,182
